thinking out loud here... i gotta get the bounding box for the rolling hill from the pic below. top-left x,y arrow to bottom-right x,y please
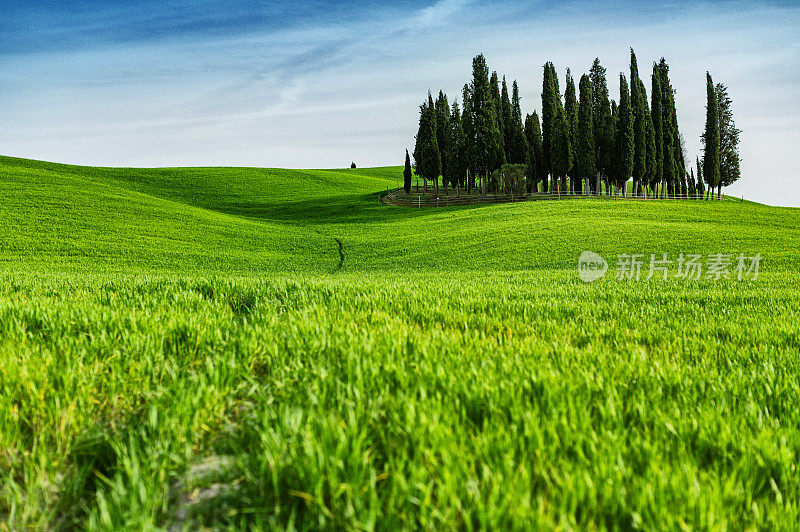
1,155 -> 799,529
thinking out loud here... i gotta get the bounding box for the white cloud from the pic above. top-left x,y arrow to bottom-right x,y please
1,1 -> 798,206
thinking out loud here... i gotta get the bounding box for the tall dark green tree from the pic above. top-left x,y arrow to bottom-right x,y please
550,66 -> 570,193
695,156 -> 705,198
541,62 -> 556,193
403,149 -> 412,193
501,77 -> 514,162
490,71 -> 505,165
630,49 -> 647,196
656,58 -> 683,197
434,91 -> 451,190
564,69 -> 578,191
553,105 -> 571,193
643,84 -> 656,198
662,90 -> 676,197
716,83 -> 741,198
449,101 -> 468,191
609,99 -> 618,195
469,56 -> 504,195
590,59 -> 613,194
650,67 -> 664,197
508,80 -> 529,165
616,74 -> 634,196
461,83 -> 475,192
702,72 -> 720,199
524,111 -> 544,193
413,96 -> 441,195
576,74 -> 595,195
655,61 -> 672,196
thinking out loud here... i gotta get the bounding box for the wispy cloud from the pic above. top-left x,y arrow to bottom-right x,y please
1,0 -> 799,205
415,0 -> 472,27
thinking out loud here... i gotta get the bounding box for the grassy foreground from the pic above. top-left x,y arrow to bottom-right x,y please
1,155 -> 799,529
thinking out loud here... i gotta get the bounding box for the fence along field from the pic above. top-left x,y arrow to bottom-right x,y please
1,155 -> 799,529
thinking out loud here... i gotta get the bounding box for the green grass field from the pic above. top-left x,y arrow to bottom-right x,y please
2,154 -> 799,529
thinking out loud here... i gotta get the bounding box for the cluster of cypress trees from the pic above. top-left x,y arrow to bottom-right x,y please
412,51 -> 740,199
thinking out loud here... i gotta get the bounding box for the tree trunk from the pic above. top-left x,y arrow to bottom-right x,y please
717,184 -> 721,200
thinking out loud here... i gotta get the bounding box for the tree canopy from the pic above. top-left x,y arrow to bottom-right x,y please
408,53 -> 739,200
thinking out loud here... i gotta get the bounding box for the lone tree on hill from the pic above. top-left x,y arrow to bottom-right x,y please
403,149 -> 412,193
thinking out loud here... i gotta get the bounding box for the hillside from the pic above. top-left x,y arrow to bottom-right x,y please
2,155 -> 798,274
2,156 -> 800,530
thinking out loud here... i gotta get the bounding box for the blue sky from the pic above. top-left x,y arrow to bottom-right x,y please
2,0 -> 799,206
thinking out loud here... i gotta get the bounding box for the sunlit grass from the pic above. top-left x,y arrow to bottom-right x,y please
1,155 -> 799,529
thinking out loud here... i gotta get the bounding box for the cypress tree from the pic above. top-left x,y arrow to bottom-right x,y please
630,49 -> 647,196
414,97 -> 441,195
716,83 -> 741,197
501,77 -> 514,162
695,156 -> 705,199
703,72 -> 721,199
662,89 -> 675,198
553,103 -> 571,193
576,74 -> 595,195
643,80 -> 656,198
434,91 -> 451,191
655,58 -> 683,197
449,101 -> 468,192
541,62 -> 555,193
487,81 -> 506,192
490,71 -> 505,164
461,83 -> 475,192
616,74 -> 634,196
549,66 -> 570,193
650,67 -> 664,197
590,59 -> 613,194
469,56 -> 505,195
470,56 -> 491,193
508,80 -> 529,165
655,61 -> 674,197
564,69 -> 578,192
524,111 -> 544,193
609,99 -> 618,195
412,101 -> 424,190
404,149 -> 412,193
